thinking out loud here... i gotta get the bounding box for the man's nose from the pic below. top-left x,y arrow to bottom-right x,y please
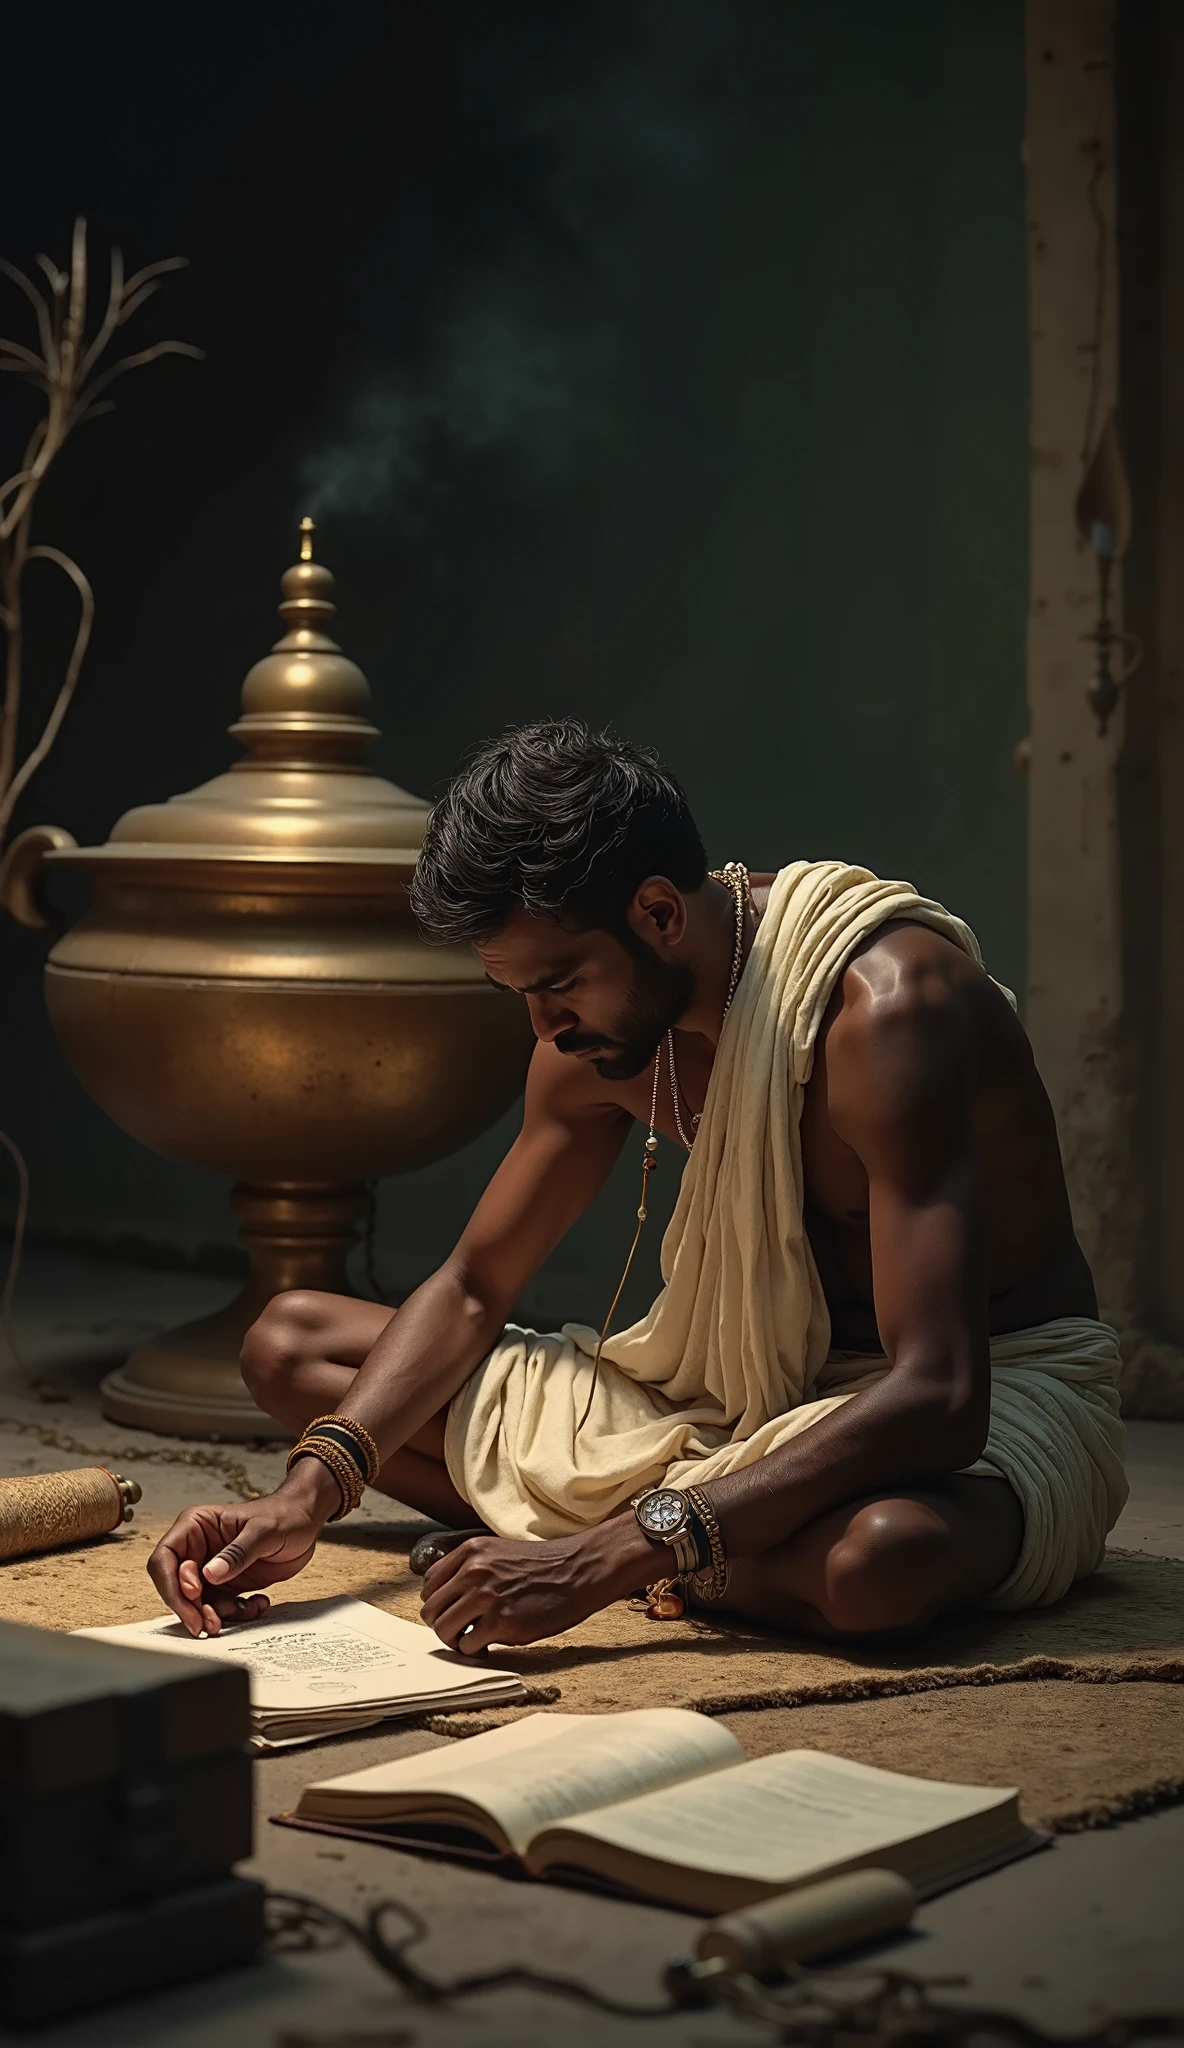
525,993 -> 575,1041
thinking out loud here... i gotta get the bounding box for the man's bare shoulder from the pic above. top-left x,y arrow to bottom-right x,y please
817,922 -> 1009,1123
835,921 -> 987,1020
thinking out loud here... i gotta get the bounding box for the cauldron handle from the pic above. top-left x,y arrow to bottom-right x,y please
0,825 -> 77,930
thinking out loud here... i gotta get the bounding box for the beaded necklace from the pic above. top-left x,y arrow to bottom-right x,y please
575,863 -> 751,1432
668,862 -> 750,1151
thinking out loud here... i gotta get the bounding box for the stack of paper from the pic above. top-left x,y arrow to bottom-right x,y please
75,1595 -> 527,1750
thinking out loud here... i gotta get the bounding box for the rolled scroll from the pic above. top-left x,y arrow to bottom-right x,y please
0,1468 -> 142,1563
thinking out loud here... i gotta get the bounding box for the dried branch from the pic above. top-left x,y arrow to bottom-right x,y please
0,256 -> 55,368
77,243 -> 123,383
33,253 -> 67,298
0,338 -> 44,374
115,281 -> 166,326
0,430 -> 63,540
0,218 -> 200,852
79,337 -> 204,409
121,255 -> 188,299
0,549 -> 93,840
0,473 -> 37,518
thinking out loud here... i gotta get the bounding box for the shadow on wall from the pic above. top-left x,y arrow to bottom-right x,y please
0,0 -> 1028,1322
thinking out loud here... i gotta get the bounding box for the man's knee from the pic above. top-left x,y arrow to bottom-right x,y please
239,1290 -> 326,1402
820,1498 -> 950,1637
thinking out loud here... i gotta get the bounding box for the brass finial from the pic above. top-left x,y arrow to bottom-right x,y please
299,515 -> 315,562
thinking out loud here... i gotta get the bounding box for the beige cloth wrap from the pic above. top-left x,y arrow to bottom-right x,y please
445,860 -> 1128,1612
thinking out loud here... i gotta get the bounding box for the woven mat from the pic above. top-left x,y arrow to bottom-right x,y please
716,1683 -> 1184,1831
3,1518 -> 1182,1831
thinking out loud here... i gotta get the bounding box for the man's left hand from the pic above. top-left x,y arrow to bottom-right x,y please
418,1524 -> 646,1653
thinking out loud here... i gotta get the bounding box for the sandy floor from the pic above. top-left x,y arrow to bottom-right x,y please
3,1249 -> 1184,2045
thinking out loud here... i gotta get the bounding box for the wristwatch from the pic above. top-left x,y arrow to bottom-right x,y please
631,1487 -> 700,1576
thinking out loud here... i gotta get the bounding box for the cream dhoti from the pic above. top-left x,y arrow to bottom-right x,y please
445,861 -> 1129,1611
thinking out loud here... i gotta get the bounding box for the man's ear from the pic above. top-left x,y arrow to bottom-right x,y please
627,876 -> 688,950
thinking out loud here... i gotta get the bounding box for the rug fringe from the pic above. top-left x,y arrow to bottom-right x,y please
684,1652 -> 1184,1719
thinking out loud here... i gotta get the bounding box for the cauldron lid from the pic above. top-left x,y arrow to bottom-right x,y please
107,520 -> 431,854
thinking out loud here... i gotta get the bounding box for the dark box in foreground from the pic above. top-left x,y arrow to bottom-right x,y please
0,1617 -> 261,2025
0,1874 -> 265,2027
0,1616 -> 252,1927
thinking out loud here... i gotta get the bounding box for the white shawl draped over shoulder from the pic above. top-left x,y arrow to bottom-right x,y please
444,859 -> 1126,1607
446,861 -> 980,1530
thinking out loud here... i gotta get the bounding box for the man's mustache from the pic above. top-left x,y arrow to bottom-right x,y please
555,1029 -> 611,1057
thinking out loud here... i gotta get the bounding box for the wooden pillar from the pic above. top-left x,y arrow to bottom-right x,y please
1152,8 -> 1184,1348
1025,2 -> 1133,1324
1123,0 -> 1184,1410
1027,0 -> 1184,1412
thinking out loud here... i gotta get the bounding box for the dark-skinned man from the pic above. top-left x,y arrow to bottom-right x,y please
148,720 -> 1127,1652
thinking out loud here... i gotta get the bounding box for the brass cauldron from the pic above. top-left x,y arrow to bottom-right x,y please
1,521 -> 531,1439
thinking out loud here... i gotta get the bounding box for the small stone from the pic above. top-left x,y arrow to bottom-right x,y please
409,1527 -> 485,1576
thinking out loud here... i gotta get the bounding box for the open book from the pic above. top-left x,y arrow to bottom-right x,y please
75,1596 -> 526,1750
279,1707 -> 1037,1911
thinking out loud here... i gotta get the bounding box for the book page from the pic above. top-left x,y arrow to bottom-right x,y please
75,1597 -> 520,1712
302,1710 -> 590,1804
534,1748 -> 1017,1884
300,1707 -> 744,1854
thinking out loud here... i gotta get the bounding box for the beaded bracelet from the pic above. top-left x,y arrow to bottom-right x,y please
682,1498 -> 713,1577
684,1483 -> 729,1602
286,1430 -> 363,1502
286,1413 -> 381,1522
287,1436 -> 362,1521
300,1414 -> 381,1487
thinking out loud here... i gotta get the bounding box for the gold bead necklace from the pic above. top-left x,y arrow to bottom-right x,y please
668,862 -> 750,1151
575,862 -> 750,1431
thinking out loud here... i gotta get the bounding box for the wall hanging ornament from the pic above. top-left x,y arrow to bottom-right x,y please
1075,409 -> 1142,736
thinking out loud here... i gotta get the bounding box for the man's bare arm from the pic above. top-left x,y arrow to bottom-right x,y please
321,1049 -> 633,1462
417,933 -> 998,1654
148,1044 -> 631,1629
687,933 -> 990,1558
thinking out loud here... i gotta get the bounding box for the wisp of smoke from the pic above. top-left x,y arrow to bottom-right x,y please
302,297 -> 601,521
297,0 -> 726,524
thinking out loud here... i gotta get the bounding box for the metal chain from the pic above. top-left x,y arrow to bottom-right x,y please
668,861 -> 750,1152
0,1412 -> 270,1501
263,1889 -> 1184,2044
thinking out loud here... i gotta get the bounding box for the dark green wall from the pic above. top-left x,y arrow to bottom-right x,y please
0,0 -> 1028,1328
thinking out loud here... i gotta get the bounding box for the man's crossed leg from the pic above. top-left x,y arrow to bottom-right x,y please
240,1290 -> 1023,1646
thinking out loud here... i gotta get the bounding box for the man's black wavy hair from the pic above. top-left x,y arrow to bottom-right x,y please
410,718 -> 708,944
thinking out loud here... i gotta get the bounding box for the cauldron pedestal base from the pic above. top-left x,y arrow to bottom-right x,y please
99,1181 -> 372,1441
99,1302 -> 289,1442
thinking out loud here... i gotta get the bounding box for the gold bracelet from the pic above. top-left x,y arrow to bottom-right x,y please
287,1436 -> 364,1521
289,1441 -> 360,1521
321,1443 -> 363,1520
684,1484 -> 729,1601
301,1413 -> 381,1488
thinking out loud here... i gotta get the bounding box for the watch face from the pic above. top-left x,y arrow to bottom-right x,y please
638,1489 -> 686,1535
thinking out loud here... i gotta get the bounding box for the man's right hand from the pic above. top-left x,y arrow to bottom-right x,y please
146,1461 -> 340,1636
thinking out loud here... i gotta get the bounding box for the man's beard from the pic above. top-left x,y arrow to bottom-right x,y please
555,936 -> 693,1083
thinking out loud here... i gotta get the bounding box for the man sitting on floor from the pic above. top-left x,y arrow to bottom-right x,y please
149,719 -> 1127,1650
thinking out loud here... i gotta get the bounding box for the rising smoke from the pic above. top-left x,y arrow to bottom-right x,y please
301,290 -> 606,520
298,2 -> 726,524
